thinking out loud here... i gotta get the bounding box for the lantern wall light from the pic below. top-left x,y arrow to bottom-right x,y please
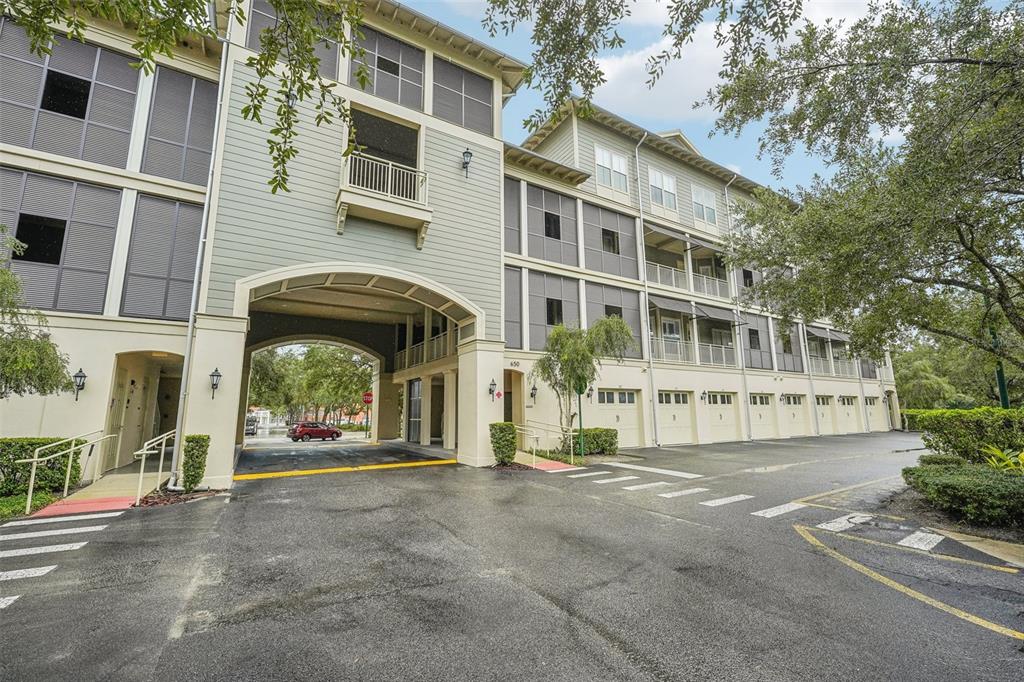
210,368 -> 222,399
72,369 -> 87,401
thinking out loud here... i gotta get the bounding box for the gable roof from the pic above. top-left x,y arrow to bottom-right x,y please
656,129 -> 701,156
503,143 -> 590,185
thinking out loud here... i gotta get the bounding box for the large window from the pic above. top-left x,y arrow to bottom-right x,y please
545,298 -> 563,326
595,146 -> 628,192
433,58 -> 493,134
12,215 -> 67,265
246,0 -> 338,79
142,67 -> 217,185
350,25 -> 424,110
601,229 -> 620,255
649,168 -> 677,210
692,185 -> 718,225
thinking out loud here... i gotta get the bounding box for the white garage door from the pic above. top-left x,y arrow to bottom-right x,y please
707,392 -> 741,442
596,389 -> 643,448
781,395 -> 810,437
749,394 -> 778,440
836,396 -> 861,434
865,397 -> 889,431
816,395 -> 836,435
657,391 -> 695,445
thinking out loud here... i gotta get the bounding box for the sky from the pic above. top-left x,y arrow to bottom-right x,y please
404,0 -> 874,191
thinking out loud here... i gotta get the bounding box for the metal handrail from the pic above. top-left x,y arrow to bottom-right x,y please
692,272 -> 731,299
15,430 -> 113,515
513,425 -> 541,469
698,342 -> 736,367
346,152 -> 428,204
134,430 -> 176,505
646,262 -> 690,291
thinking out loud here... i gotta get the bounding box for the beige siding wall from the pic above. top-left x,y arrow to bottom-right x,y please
531,117 -> 576,167
575,118 -> 641,208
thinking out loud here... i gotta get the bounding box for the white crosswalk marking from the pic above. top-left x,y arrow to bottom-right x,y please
751,502 -> 808,518
817,514 -> 873,532
700,494 -> 755,507
897,531 -> 944,551
0,566 -> 57,582
0,542 -> 88,559
593,476 -> 639,484
0,595 -> 20,609
0,525 -> 108,542
621,481 -> 671,491
567,471 -> 612,478
2,511 -> 123,527
657,488 -> 710,498
549,467 -> 587,473
605,463 -> 703,479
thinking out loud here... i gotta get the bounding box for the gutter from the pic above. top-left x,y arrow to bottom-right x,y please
723,173 -> 753,440
634,132 -> 661,447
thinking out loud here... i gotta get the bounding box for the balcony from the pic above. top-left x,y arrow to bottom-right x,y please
833,357 -> 859,378
650,337 -> 695,364
699,342 -> 736,367
646,262 -> 690,291
692,272 -> 731,299
809,356 -> 830,375
335,151 -> 432,248
395,332 -> 454,371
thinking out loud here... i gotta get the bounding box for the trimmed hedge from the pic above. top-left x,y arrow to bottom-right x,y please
900,409 -> 929,431
914,408 -> 1024,463
903,464 -> 1024,526
0,438 -> 84,496
918,453 -> 967,467
562,428 -> 619,456
182,434 -> 210,493
489,422 -> 517,465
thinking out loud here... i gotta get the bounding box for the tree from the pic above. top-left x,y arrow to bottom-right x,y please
894,359 -> 957,409
894,337 -> 1023,407
530,316 -> 635,452
0,229 -> 71,399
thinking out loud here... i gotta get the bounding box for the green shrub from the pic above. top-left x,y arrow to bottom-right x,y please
902,464 -> 1024,526
918,453 -> 967,467
914,408 -> 1024,463
562,428 -> 619,456
980,445 -> 1024,473
0,438 -> 84,496
489,422 -> 517,465
339,423 -> 369,432
900,409 -> 929,431
0,491 -> 57,520
181,434 -> 210,493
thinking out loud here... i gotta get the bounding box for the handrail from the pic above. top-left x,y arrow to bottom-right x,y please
15,430 -> 113,515
134,430 -> 176,505
513,425 -> 541,469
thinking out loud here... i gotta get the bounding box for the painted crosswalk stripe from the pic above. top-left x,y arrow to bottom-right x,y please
0,525 -> 107,542
567,471 -> 612,478
605,463 -> 702,479
700,494 -> 755,507
550,467 -> 587,473
0,542 -> 88,559
897,531 -> 944,551
0,595 -> 20,609
751,502 -> 808,518
622,481 -> 671,491
594,476 -> 639,484
657,488 -> 710,498
817,514 -> 873,532
0,566 -> 57,582
2,511 -> 123,527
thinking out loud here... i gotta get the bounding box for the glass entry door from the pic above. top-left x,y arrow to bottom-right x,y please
406,379 -> 422,442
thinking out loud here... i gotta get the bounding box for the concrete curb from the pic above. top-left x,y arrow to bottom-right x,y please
935,528 -> 1024,568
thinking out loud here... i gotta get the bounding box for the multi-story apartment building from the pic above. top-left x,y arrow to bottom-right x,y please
0,2 -> 899,488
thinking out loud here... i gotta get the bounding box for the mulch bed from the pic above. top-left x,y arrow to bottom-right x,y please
879,488 -> 1024,544
490,462 -> 534,471
136,489 -> 225,507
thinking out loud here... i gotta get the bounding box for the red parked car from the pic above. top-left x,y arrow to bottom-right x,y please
288,422 -> 342,442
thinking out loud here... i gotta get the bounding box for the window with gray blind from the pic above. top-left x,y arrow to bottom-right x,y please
245,0 -> 339,79
349,25 -> 424,110
775,322 -> 804,372
527,184 -> 577,266
140,67 -> 216,185
504,266 -> 522,349
0,18 -> 138,168
2,168 -> 120,314
432,58 -> 493,135
583,202 -> 638,279
121,195 -> 202,321
741,313 -> 773,369
504,177 -> 520,254
585,282 -> 642,358
528,271 -> 578,351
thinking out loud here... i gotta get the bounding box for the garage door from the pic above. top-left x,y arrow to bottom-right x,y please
815,395 -> 836,435
836,396 -> 861,434
707,392 -> 741,442
781,394 -> 810,437
596,389 -> 643,448
865,396 -> 889,431
749,394 -> 778,440
657,391 -> 695,445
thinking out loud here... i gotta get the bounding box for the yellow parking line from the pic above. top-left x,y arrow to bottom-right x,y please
794,475 -> 902,504
233,459 -> 457,481
794,525 -> 1024,640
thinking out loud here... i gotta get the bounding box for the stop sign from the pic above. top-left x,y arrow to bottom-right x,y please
362,391 -> 374,404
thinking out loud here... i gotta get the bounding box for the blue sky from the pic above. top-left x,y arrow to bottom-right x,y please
403,1 -> 872,191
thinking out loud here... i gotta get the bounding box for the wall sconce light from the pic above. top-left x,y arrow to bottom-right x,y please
530,384 -> 538,400
586,386 -> 594,399
210,368 -> 222,399
700,390 -> 708,403
462,148 -> 473,177
72,368 -> 87,401
488,378 -> 497,400
286,90 -> 297,109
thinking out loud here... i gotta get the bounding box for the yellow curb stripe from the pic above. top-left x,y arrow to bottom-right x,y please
820,528 -> 1019,574
233,459 -> 457,481
794,525 -> 1024,640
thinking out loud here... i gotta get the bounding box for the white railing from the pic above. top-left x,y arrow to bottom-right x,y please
808,356 -> 830,376
134,430 -> 175,505
698,343 -> 736,367
650,337 -> 696,364
395,348 -> 407,370
646,262 -> 689,291
427,332 -> 451,362
15,430 -> 120,515
833,357 -> 859,378
346,152 -> 427,204
692,273 -> 731,299
879,365 -> 894,382
513,425 -> 541,468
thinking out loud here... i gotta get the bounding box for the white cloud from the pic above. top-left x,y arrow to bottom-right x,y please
622,0 -> 671,26
435,0 -> 488,19
726,163 -> 742,174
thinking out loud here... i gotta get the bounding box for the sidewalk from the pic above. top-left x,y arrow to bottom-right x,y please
514,450 -> 581,471
32,458 -> 168,517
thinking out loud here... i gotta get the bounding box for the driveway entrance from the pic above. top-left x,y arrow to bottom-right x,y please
234,436 -> 453,479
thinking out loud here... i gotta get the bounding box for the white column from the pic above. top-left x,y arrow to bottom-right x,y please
634,216 -> 645,279
103,189 -> 139,315
800,323 -> 820,436
685,247 -> 695,291
519,179 -> 528,255
638,291 -> 652,361
125,71 -> 155,172
423,49 -> 435,116
691,307 -> 701,366
575,197 -> 586,267
825,333 -> 836,376
766,316 -> 778,371
520,267 -> 529,350
443,369 -> 457,449
578,279 -> 587,329
456,339 -> 505,466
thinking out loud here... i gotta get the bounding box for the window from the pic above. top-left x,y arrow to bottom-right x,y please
742,269 -> 755,288
433,58 -> 493,134
601,228 -> 620,254
711,328 -> 732,347
692,185 -> 718,225
544,211 -> 561,239
839,396 -> 857,406
142,67 -> 218,185
748,329 -> 761,351
649,168 -> 677,209
350,26 -> 424,110
784,395 -> 804,406
662,319 -> 681,340
865,397 -> 878,406
598,390 -> 615,404
13,215 -> 66,265
708,392 -> 733,405
595,146 -> 628,192
40,71 -> 91,119
816,396 -> 832,406
779,332 -> 794,354
604,305 -> 623,319
545,298 -> 563,326
658,391 -> 669,405
659,391 -> 688,404
247,1 -> 338,79
750,394 -> 771,406
675,392 -> 688,404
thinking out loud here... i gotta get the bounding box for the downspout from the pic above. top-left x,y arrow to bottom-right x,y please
169,7 -> 231,486
634,132 -> 661,446
724,174 -> 752,440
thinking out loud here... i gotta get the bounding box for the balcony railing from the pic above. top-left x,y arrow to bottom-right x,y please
427,332 -> 452,362
650,337 -> 695,364
699,342 -> 736,367
692,273 -> 731,299
395,333 -> 453,371
833,357 -> 859,378
346,152 -> 427,205
646,262 -> 690,291
808,356 -> 830,376
879,365 -> 894,382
